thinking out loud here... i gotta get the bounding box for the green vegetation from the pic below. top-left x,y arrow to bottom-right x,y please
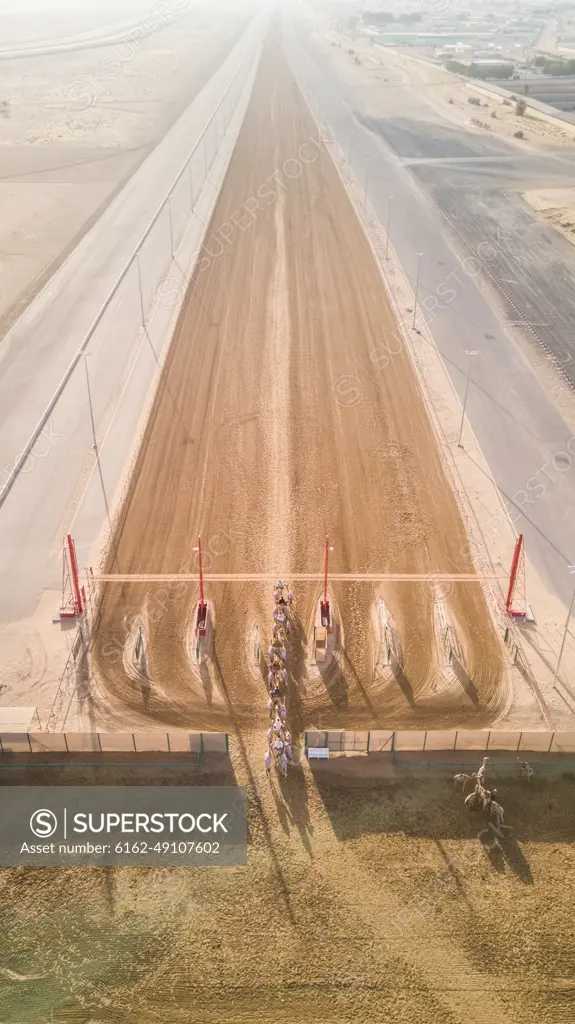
532,56 -> 575,75
363,9 -> 423,25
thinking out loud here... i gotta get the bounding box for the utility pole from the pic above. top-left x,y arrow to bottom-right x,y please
457,350 -> 478,448
321,534 -> 334,631
553,565 -> 575,689
385,196 -> 394,260
412,251 -> 423,329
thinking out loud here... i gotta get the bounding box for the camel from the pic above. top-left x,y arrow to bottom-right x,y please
464,781 -> 495,812
464,786 -> 483,811
453,773 -> 472,791
516,757 -> 534,781
490,800 -> 513,834
473,757 -> 489,785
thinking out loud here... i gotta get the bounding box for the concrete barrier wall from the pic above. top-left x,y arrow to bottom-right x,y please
304,730 -> 575,754
0,732 -> 229,755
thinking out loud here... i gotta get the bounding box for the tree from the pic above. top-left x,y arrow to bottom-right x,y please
363,10 -> 394,25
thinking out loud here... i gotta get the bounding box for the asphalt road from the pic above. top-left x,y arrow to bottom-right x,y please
284,17 -> 575,610
0,18 -> 264,622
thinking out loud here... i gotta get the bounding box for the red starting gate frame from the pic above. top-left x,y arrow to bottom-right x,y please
60,534 -> 84,619
505,533 -> 526,618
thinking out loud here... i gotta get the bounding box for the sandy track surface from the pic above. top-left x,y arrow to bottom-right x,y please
1,760 -> 573,1023
92,38 -> 506,732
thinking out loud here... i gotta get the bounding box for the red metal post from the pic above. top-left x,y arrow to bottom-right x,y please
67,534 -> 83,615
324,534 -> 329,605
505,533 -> 523,615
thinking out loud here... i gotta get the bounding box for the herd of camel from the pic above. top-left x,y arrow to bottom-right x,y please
454,756 -> 534,834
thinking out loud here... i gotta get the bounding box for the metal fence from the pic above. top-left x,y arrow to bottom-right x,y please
304,729 -> 575,755
0,732 -> 229,756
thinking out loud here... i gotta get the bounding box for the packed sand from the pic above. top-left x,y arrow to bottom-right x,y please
91,39 -> 506,732
0,759 -> 573,1023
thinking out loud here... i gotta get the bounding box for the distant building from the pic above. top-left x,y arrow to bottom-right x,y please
374,32 -> 492,47
446,58 -> 515,79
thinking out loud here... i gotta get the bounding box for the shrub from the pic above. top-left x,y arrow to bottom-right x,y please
513,129 -> 524,138
515,98 -> 526,115
468,95 -> 481,105
491,110 -> 497,117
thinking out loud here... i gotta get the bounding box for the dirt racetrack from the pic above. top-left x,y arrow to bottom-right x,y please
92,37 -> 506,732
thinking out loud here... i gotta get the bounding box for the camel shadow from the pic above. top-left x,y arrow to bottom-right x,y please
199,660 -> 213,706
391,652 -> 415,708
270,775 -> 293,836
138,651 -> 151,706
451,654 -> 479,706
75,650 -> 91,709
482,837 -> 506,873
500,835 -> 534,883
479,822 -> 533,883
278,763 -> 313,856
340,645 -> 378,718
320,658 -> 349,709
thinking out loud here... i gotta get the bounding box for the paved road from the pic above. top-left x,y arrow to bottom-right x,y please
0,6 -> 188,59
0,17 -> 265,622
284,17 -> 575,609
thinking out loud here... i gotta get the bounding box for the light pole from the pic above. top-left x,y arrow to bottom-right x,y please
412,251 -> 423,329
135,251 -> 146,328
83,354 -> 97,453
385,196 -> 394,260
188,160 -> 194,210
457,349 -> 478,448
84,352 -> 113,539
321,535 -> 334,631
553,565 -> 575,689
167,194 -> 175,260
193,537 -> 208,635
